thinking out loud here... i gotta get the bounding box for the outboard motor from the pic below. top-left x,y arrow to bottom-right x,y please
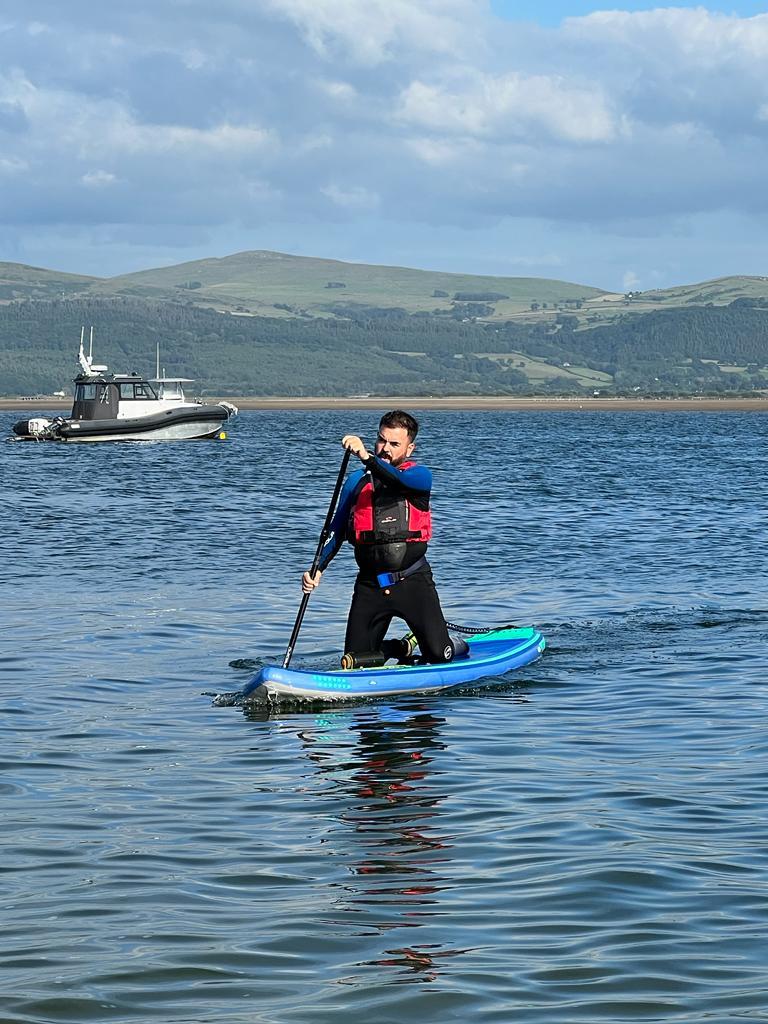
12,417 -> 54,439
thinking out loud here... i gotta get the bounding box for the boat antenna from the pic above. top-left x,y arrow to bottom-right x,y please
76,325 -> 108,376
156,341 -> 160,379
77,325 -> 91,376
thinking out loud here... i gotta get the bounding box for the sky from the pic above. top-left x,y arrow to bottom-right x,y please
2,2 -> 768,291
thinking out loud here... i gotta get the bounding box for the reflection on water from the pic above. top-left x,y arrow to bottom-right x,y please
245,703 -> 468,984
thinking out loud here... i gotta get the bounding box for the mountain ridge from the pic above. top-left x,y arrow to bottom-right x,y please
5,249 -> 768,321
1,252 -> 767,398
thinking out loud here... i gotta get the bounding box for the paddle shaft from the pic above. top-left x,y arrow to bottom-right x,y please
283,448 -> 352,668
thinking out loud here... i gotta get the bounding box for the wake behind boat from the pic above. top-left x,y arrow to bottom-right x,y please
11,329 -> 238,442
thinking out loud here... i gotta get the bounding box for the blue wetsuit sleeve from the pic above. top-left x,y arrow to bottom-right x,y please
317,472 -> 360,572
364,455 -> 432,493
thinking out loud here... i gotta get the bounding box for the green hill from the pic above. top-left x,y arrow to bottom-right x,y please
640,275 -> 768,305
576,275 -> 768,327
0,262 -> 98,301
1,253 -> 767,397
3,251 -> 768,324
91,249 -> 605,318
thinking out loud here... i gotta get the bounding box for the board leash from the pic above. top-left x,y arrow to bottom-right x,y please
445,621 -> 517,634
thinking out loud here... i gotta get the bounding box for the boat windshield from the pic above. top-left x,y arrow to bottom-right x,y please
119,381 -> 158,400
156,381 -> 185,400
75,383 -> 97,401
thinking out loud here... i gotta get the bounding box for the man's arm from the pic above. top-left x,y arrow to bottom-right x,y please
317,475 -> 356,570
364,454 -> 432,494
301,471 -> 362,592
338,433 -> 430,491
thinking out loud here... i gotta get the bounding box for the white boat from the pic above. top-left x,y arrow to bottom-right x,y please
11,329 -> 238,442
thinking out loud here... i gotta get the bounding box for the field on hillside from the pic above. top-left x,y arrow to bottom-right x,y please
478,352 -> 613,389
96,251 -> 604,318
2,293 -> 767,399
3,253 -> 768,330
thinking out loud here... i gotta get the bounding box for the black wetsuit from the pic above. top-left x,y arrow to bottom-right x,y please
318,454 -> 455,663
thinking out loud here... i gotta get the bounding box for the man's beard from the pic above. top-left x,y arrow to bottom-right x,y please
379,451 -> 405,467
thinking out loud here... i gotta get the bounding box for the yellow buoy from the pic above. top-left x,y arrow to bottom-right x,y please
218,431 -> 227,440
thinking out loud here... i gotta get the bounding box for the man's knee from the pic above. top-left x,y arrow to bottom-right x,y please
451,637 -> 469,660
424,636 -> 469,664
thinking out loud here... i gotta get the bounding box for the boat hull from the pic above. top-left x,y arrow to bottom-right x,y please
12,406 -> 231,442
242,627 -> 546,701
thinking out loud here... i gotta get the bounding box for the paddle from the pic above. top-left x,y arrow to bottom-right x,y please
282,448 -> 352,668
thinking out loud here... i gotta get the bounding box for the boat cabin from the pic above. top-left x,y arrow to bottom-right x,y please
71,374 -> 159,421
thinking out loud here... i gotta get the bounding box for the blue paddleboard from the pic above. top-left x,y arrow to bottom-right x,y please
241,626 -> 546,701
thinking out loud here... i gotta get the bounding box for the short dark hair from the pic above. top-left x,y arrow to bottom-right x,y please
379,409 -> 419,442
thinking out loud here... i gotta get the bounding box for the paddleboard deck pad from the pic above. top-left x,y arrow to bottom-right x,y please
241,626 -> 546,702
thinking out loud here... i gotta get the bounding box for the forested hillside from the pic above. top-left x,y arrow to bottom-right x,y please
0,298 -> 524,397
1,296 -> 767,397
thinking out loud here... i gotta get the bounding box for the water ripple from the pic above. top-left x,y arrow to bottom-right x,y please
2,410 -> 768,1022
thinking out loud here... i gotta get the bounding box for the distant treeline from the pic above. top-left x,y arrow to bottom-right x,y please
0,296 -> 766,396
537,301 -> 768,366
0,298 -> 528,396
492,302 -> 768,392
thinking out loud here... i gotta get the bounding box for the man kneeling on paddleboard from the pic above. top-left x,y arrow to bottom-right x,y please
302,409 -> 468,667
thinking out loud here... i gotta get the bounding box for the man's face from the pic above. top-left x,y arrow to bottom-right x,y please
375,425 -> 414,466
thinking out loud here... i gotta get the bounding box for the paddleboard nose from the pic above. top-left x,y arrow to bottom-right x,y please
240,668 -> 267,699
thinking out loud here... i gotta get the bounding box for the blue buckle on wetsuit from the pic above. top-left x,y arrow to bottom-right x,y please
376,556 -> 427,589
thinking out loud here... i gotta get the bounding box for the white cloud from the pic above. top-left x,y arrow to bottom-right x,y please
0,156 -> 27,174
398,71 -> 619,144
565,8 -> 768,63
321,183 -> 380,210
181,48 -> 208,71
114,122 -> 273,156
560,9 -> 768,137
244,178 -> 281,203
264,0 -> 482,64
299,132 -> 333,152
2,1 -> 768,286
81,170 -> 117,187
0,72 -> 273,159
406,137 -> 472,166
622,270 -> 641,292
317,78 -> 357,102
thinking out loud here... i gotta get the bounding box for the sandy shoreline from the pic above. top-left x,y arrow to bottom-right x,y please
2,396 -> 767,412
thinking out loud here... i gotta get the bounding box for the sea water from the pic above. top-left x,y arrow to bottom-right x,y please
1,408 -> 767,1023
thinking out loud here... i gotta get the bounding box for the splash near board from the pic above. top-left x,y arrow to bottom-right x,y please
241,626 -> 545,702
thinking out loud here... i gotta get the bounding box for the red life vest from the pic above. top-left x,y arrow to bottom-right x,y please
350,460 -> 432,545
